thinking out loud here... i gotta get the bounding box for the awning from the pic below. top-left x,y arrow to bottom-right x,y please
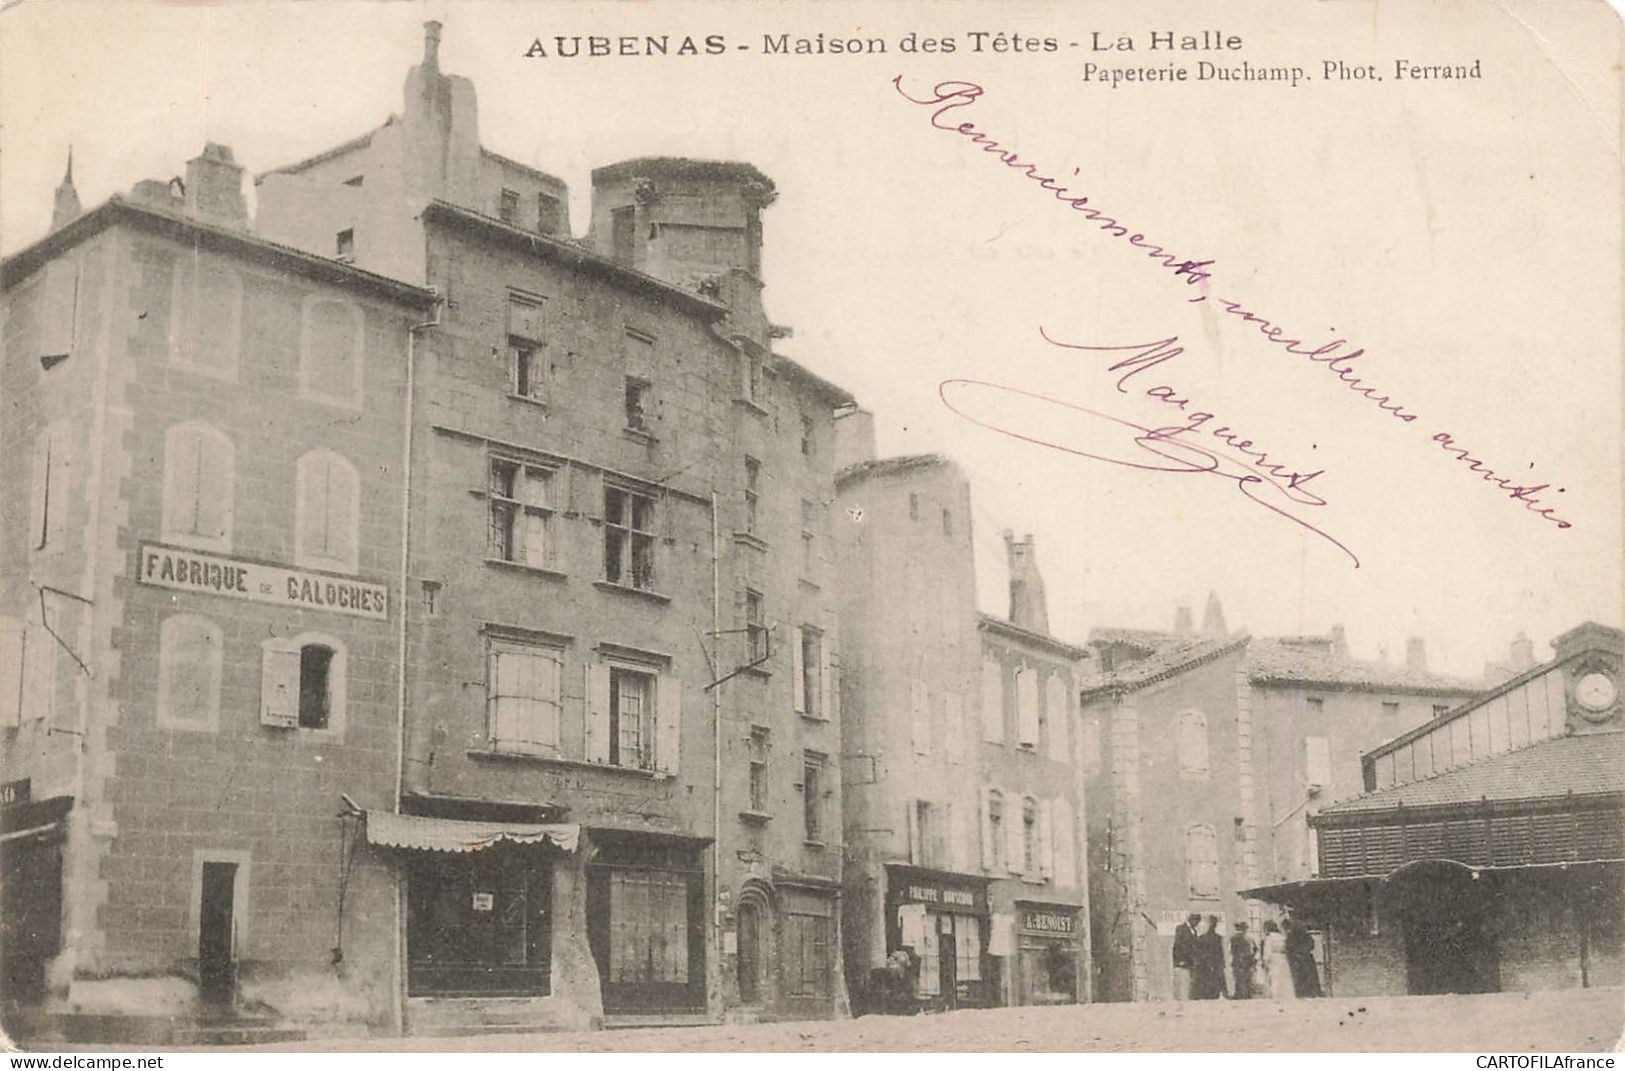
363,810 -> 579,854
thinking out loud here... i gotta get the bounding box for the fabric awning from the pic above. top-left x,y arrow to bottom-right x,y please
363,810 -> 579,854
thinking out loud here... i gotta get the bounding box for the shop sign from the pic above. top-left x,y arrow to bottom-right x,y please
1,778 -> 30,808
895,880 -> 985,912
138,542 -> 388,620
1019,908 -> 1077,936
471,893 -> 494,912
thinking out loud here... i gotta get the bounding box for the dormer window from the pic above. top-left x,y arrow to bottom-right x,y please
499,188 -> 520,224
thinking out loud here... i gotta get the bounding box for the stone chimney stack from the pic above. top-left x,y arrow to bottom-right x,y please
1004,531 -> 1049,634
1201,591 -> 1228,639
1173,606 -> 1194,638
1329,624 -> 1348,662
833,407 -> 876,472
1405,637 -> 1427,673
402,19 -> 481,208
1508,633 -> 1536,672
50,149 -> 81,231
184,144 -> 248,229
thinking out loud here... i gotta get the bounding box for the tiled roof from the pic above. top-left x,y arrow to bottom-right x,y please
835,453 -> 950,486
1319,731 -> 1625,815
1078,634 -> 1249,695
1248,637 -> 1482,695
1089,627 -> 1178,651
977,613 -> 1089,660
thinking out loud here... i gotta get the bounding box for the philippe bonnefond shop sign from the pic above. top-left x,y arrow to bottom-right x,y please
137,542 -> 388,620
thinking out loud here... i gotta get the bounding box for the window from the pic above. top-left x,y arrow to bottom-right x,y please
507,292 -> 546,341
910,680 -> 931,755
744,590 -> 767,662
624,376 -> 650,432
335,229 -> 355,259
1305,735 -> 1332,789
1185,823 -> 1219,898
908,492 -> 919,520
982,788 -> 1004,870
802,753 -> 826,842
1234,816 -> 1246,842
1045,673 -> 1071,764
488,638 -> 563,754
800,415 -> 815,456
611,206 -> 636,264
742,352 -> 764,403
299,296 -> 363,408
1306,696 -> 1325,716
743,457 -> 760,534
981,659 -> 1005,743
908,800 -> 941,866
498,188 -> 520,224
511,344 -> 544,401
408,853 -> 552,996
260,633 -> 346,734
1022,797 -> 1040,875
955,916 -> 982,981
157,614 -> 223,731
793,626 -> 825,718
747,727 -> 770,812
488,459 -> 553,569
1432,704 -> 1451,718
162,422 -> 234,551
610,667 -> 653,769
1016,666 -> 1040,748
295,450 -> 360,572
800,499 -> 816,576
536,192 -> 562,236
941,508 -> 952,537
169,263 -> 241,379
603,486 -> 656,589
1177,710 -> 1209,777
1382,701 -> 1400,718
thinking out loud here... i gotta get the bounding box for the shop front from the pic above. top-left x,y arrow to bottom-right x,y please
584,829 -> 708,1016
884,864 -> 994,1011
1014,901 -> 1082,1005
0,785 -> 71,1005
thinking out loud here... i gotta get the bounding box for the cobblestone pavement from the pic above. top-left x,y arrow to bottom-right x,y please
212,987 -> 1623,1053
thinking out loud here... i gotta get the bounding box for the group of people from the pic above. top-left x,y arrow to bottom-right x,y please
1172,913 -> 1323,1000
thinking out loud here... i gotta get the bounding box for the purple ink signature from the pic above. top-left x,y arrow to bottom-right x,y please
939,332 -> 1360,568
894,75 -> 1575,532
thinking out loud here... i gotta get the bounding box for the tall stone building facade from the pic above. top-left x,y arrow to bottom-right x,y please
833,428 -> 1089,1016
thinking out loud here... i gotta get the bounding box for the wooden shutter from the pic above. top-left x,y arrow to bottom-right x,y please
585,662 -> 610,763
980,790 -> 995,870
1006,796 -> 1025,875
260,644 -> 300,728
791,627 -> 806,714
944,693 -> 964,764
1017,667 -> 1040,746
40,258 -> 78,361
1046,674 -> 1070,763
0,621 -> 22,728
910,680 -> 930,755
326,456 -> 359,568
818,633 -> 833,721
1038,799 -> 1054,879
30,430 -> 53,549
196,437 -> 232,544
299,455 -> 329,560
981,659 -> 1004,742
654,673 -> 681,773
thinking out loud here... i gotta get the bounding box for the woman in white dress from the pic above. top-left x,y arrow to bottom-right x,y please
1261,919 -> 1296,999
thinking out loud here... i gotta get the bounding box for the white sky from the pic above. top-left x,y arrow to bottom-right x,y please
3,0 -> 1620,678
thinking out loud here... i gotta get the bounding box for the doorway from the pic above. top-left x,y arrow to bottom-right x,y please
938,930 -> 959,1009
198,861 -> 238,1006
1393,862 -> 1500,995
737,901 -> 762,1005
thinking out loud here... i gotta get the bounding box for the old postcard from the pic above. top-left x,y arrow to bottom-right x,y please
0,0 -> 1620,1055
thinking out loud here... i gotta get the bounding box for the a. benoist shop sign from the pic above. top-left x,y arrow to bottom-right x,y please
1018,907 -> 1078,936
137,542 -> 388,620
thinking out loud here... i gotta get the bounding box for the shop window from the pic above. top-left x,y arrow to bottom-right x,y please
1178,710 -> 1209,777
260,633 -> 346,734
407,852 -> 551,995
488,459 -> 554,569
802,753 -> 826,843
1018,935 -> 1076,1005
1016,667 -> 1040,748
295,450 -> 360,573
536,192 -> 563,236
742,457 -> 760,534
1185,823 -> 1219,899
981,659 -> 1005,743
747,727 -> 770,812
156,614 -> 223,731
784,912 -> 832,998
161,422 -> 234,551
298,296 -> 363,408
169,262 -> 241,379
498,188 -> 520,224
603,486 -> 656,589
488,637 -> 563,754
793,626 -> 827,719
910,680 -> 931,755
982,788 -> 1004,870
744,590 -> 767,662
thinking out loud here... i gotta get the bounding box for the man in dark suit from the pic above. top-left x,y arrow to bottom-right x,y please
1229,920 -> 1258,999
1171,912 -> 1201,1000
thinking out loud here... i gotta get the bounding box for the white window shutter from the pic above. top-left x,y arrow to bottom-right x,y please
910,680 -> 930,755
1046,674 -> 1071,764
40,258 -> 78,361
944,693 -> 964,764
299,456 -> 328,559
980,790 -> 995,870
981,659 -> 1004,743
585,662 -> 611,763
1005,796 -> 1024,875
197,441 -> 232,545
260,644 -> 300,728
0,621 -> 22,728
489,648 -> 518,745
905,800 -> 920,864
655,674 -> 681,773
327,457 -> 359,568
1039,799 -> 1054,879
1017,667 -> 1040,746
30,431 -> 53,549
819,635 -> 833,721
791,626 -> 806,714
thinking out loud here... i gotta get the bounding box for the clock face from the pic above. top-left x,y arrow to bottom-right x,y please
1576,672 -> 1618,714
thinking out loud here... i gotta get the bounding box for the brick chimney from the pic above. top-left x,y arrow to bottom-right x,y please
1201,591 -> 1228,639
184,144 -> 248,229
834,406 -> 876,471
1507,632 -> 1536,672
1004,531 -> 1049,634
1405,637 -> 1427,673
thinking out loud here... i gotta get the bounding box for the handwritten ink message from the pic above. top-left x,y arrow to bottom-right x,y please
894,76 -> 1574,552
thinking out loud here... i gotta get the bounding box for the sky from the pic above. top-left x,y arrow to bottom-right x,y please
2,0 -> 1620,677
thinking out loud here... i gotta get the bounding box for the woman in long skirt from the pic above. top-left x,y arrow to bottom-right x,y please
1261,919 -> 1296,999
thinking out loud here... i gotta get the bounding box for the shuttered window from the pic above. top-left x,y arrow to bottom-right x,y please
488,640 -> 563,754
910,680 -> 931,755
1045,673 -> 1070,763
1178,710 -> 1209,777
981,659 -> 1005,743
1016,667 -> 1040,748
157,614 -> 223,731
296,450 -> 360,572
162,423 -> 234,551
1185,823 -> 1220,898
169,262 -> 241,379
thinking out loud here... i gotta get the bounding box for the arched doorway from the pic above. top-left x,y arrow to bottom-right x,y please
1388,860 -> 1500,995
735,882 -> 776,1010
737,900 -> 762,1005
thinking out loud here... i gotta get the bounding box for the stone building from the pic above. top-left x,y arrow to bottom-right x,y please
0,149 -> 435,1040
1077,603 -> 1484,1002
249,22 -> 852,1031
833,431 -> 1089,1015
1247,622 -> 1623,997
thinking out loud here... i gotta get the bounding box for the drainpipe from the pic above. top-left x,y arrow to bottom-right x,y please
392,294 -> 440,1037
711,489 -> 724,1016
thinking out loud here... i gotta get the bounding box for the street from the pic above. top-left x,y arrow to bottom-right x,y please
195,988 -> 1623,1053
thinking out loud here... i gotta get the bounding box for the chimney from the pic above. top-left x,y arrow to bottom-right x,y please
423,19 -> 443,68
402,19 -> 481,208
833,406 -> 877,472
1201,591 -> 1228,639
1004,532 -> 1050,634
50,149 -> 81,231
1173,606 -> 1194,638
1405,637 -> 1427,673
1329,624 -> 1348,662
184,144 -> 248,229
1508,632 -> 1535,672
